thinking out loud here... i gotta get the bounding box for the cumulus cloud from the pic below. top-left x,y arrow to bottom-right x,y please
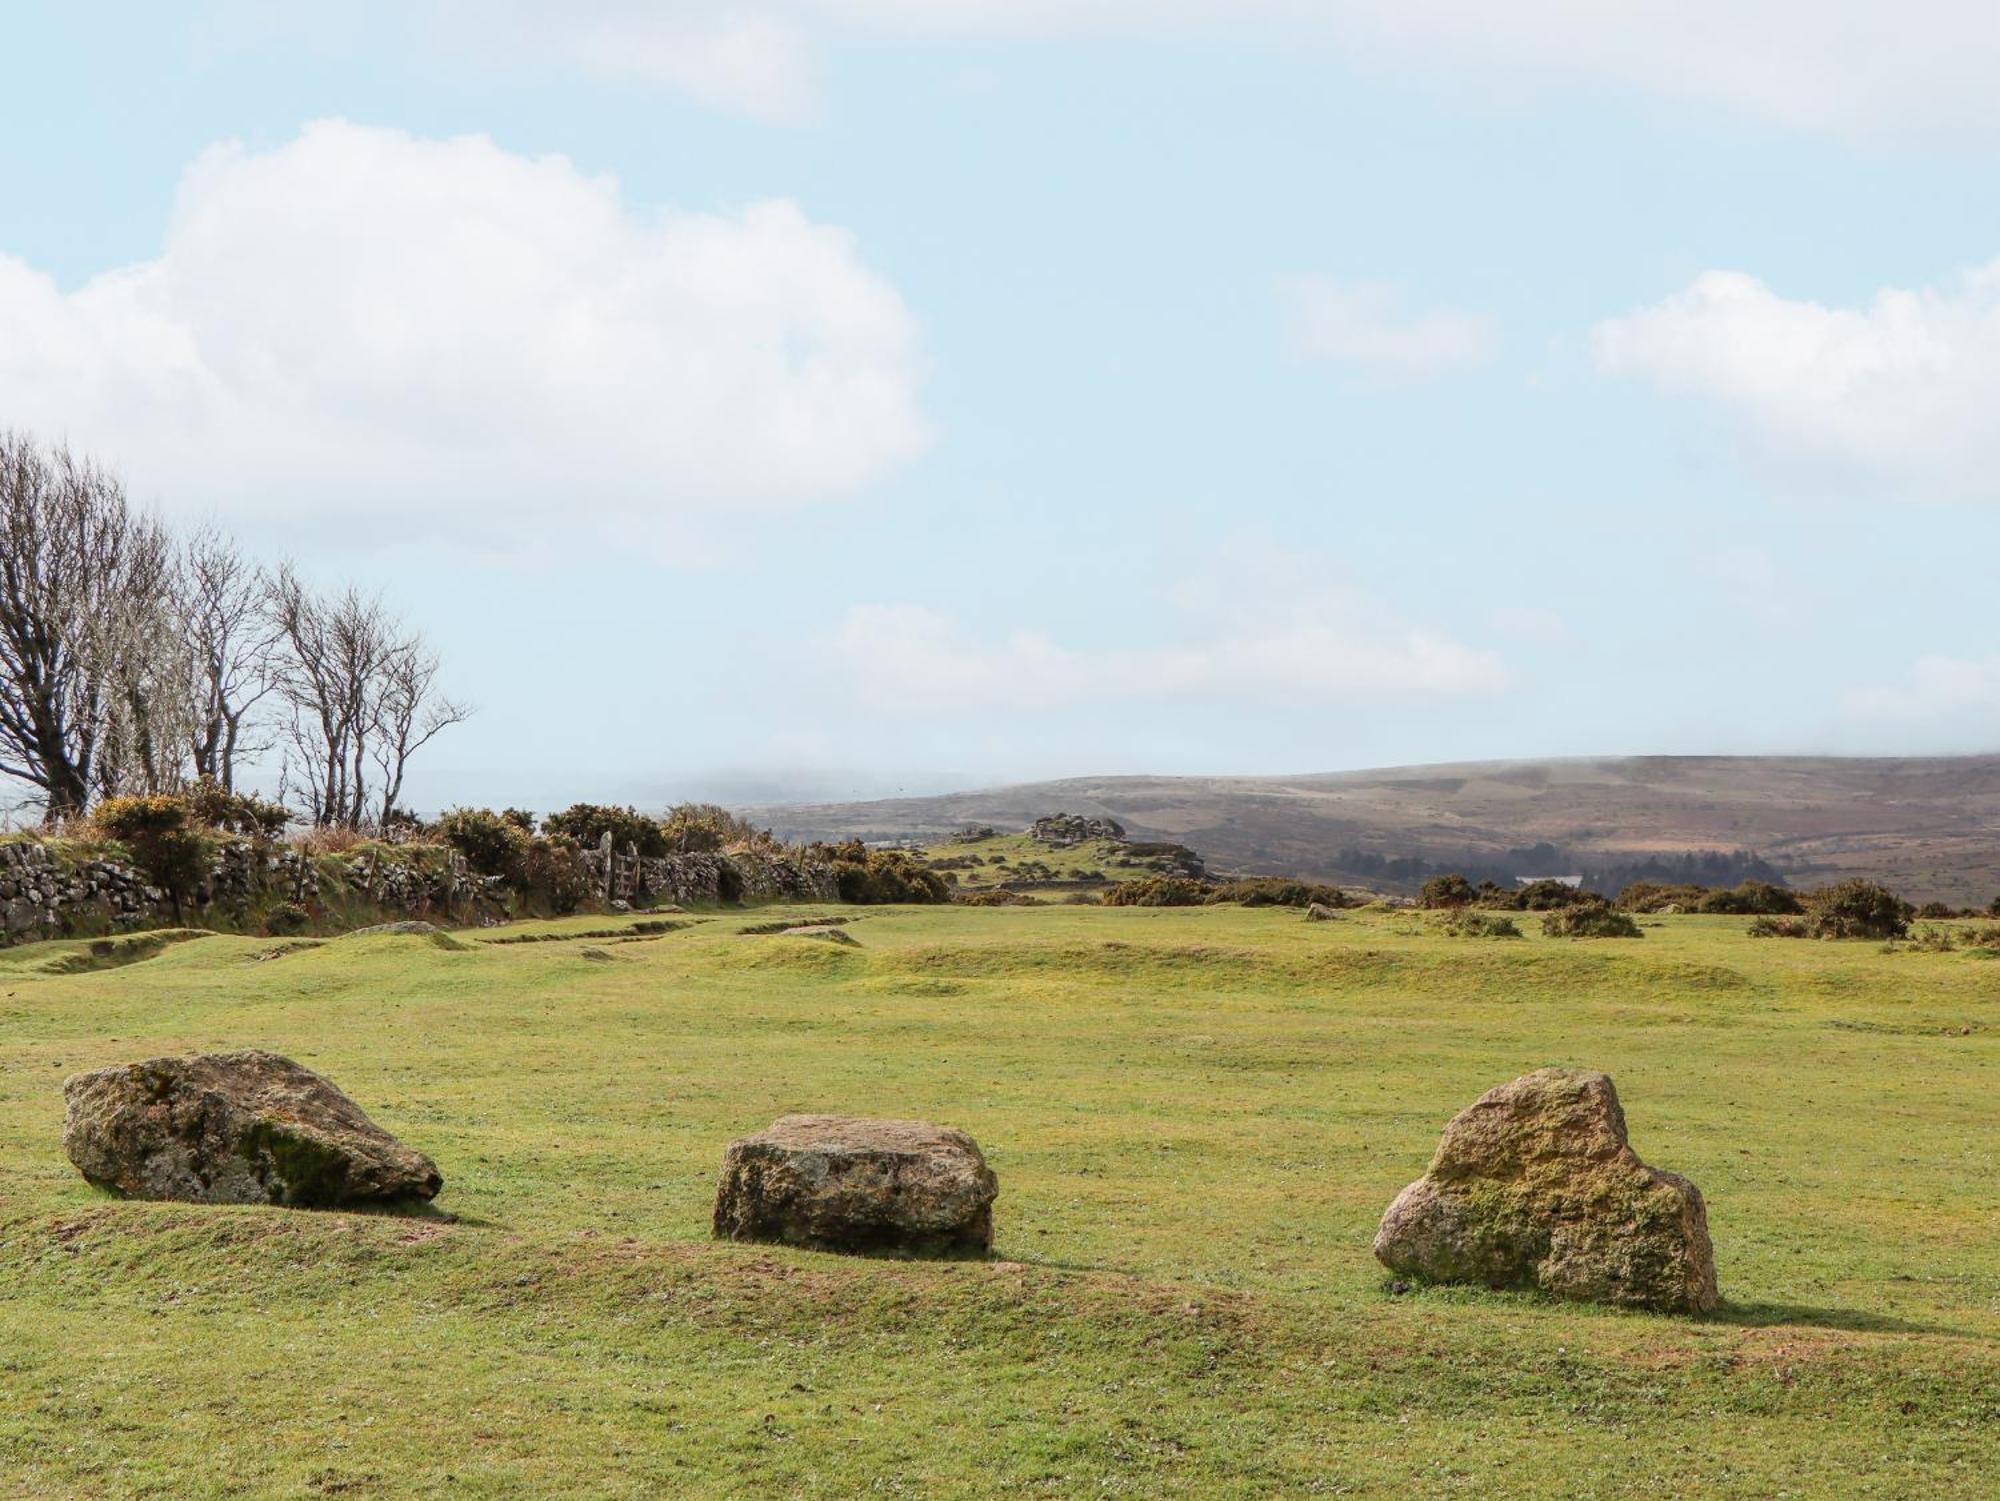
1282,276 -> 1495,379
437,2 -> 2000,139
0,120 -> 926,544
1593,265 -> 2000,502
1844,656 -> 2000,723
820,559 -> 1508,711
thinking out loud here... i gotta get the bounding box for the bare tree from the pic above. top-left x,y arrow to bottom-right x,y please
266,566 -> 467,827
0,433 -> 172,819
177,525 -> 279,790
371,637 -> 468,826
93,512 -> 190,799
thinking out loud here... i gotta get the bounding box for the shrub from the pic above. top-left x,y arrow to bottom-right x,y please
1747,916 -> 1809,939
93,794 -> 210,918
954,889 -> 1041,906
1516,880 -> 1606,911
1915,901 -> 1957,920
431,807 -> 530,879
1801,879 -> 1911,940
500,808 -> 537,832
520,834 -> 591,914
1991,895 -> 2000,918
660,802 -> 769,854
181,778 -> 291,839
1434,910 -> 1523,939
542,804 -> 668,859
1102,876 -> 1211,907
1417,874 -> 1476,909
263,901 -> 310,936
1617,880 -> 1706,914
1907,926 -> 1958,952
810,841 -> 950,904
1210,878 -> 1355,909
1698,881 -> 1803,916
1542,906 -> 1643,939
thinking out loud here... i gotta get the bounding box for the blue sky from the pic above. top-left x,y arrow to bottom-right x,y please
5,3 -> 2000,811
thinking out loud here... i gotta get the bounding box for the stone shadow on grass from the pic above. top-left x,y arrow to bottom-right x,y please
1713,1299 -> 1985,1340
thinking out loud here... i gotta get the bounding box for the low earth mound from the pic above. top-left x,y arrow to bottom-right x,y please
62,1049 -> 443,1208
1374,1068 -> 1718,1313
713,1114 -> 997,1257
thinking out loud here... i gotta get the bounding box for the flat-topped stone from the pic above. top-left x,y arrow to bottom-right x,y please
713,1114 -> 997,1257
62,1049 -> 442,1208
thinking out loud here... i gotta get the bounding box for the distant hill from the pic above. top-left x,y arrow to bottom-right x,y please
746,755 -> 2000,905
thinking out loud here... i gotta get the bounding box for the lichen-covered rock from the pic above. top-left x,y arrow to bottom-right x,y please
1374,1068 -> 1717,1313
62,1050 -> 442,1208
1304,902 -> 1344,921
714,1115 -> 997,1257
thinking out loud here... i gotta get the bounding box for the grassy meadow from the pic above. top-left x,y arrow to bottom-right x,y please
0,903 -> 1994,1497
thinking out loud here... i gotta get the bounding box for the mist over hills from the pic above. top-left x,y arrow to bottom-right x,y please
747,754 -> 2000,905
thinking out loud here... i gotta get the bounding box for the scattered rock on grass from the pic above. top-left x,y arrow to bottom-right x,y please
1304,903 -> 1344,922
1373,1067 -> 1717,1313
62,1050 -> 442,1208
713,1115 -> 997,1257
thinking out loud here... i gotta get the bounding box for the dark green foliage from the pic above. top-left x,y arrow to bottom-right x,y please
181,778 -> 291,839
542,804 -> 668,858
1616,881 -> 1705,913
1101,876 -> 1212,907
1418,874 -> 1476,909
1208,878 -> 1355,909
432,807 -> 531,878
92,795 -> 210,917
1801,880 -> 1911,940
1915,901 -> 1958,920
1699,881 -> 1803,915
520,835 -> 590,914
810,841 -> 950,904
1541,907 -> 1644,939
1990,895 -> 2000,918
1515,880 -> 1606,911
263,901 -> 311,936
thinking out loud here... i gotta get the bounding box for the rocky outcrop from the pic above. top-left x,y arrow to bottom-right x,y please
1304,902 -> 1344,921
713,1115 -> 997,1257
62,1050 -> 442,1208
1374,1068 -> 1717,1313
1029,814 -> 1125,846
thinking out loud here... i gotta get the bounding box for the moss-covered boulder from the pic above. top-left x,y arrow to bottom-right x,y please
713,1115 -> 997,1257
62,1050 -> 442,1208
1374,1068 -> 1717,1313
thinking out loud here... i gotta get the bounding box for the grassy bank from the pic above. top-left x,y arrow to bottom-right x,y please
0,906 -> 1994,1496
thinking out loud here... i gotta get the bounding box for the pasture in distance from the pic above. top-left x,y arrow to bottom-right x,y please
0,903 -> 1994,1497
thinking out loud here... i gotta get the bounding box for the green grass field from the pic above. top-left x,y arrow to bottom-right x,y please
0,905 -> 1994,1497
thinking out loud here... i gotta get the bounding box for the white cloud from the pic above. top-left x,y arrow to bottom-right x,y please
436,2 -> 2000,139
1594,265 -> 2000,502
820,556 -> 1508,711
0,119 -> 926,545
1282,276 -> 1495,379
1845,656 -> 2000,723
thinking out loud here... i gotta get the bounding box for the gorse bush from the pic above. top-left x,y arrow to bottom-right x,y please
1515,880 -> 1607,912
661,803 -> 769,854
542,804 -> 669,859
1541,906 -> 1644,939
519,834 -> 591,914
1801,880 -> 1911,940
809,841 -> 950,905
432,807 -> 530,879
1209,878 -> 1355,909
181,778 -> 291,839
262,901 -> 310,936
1102,876 -> 1211,907
1433,910 -> 1523,939
93,794 -> 209,918
1417,874 -> 1476,909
